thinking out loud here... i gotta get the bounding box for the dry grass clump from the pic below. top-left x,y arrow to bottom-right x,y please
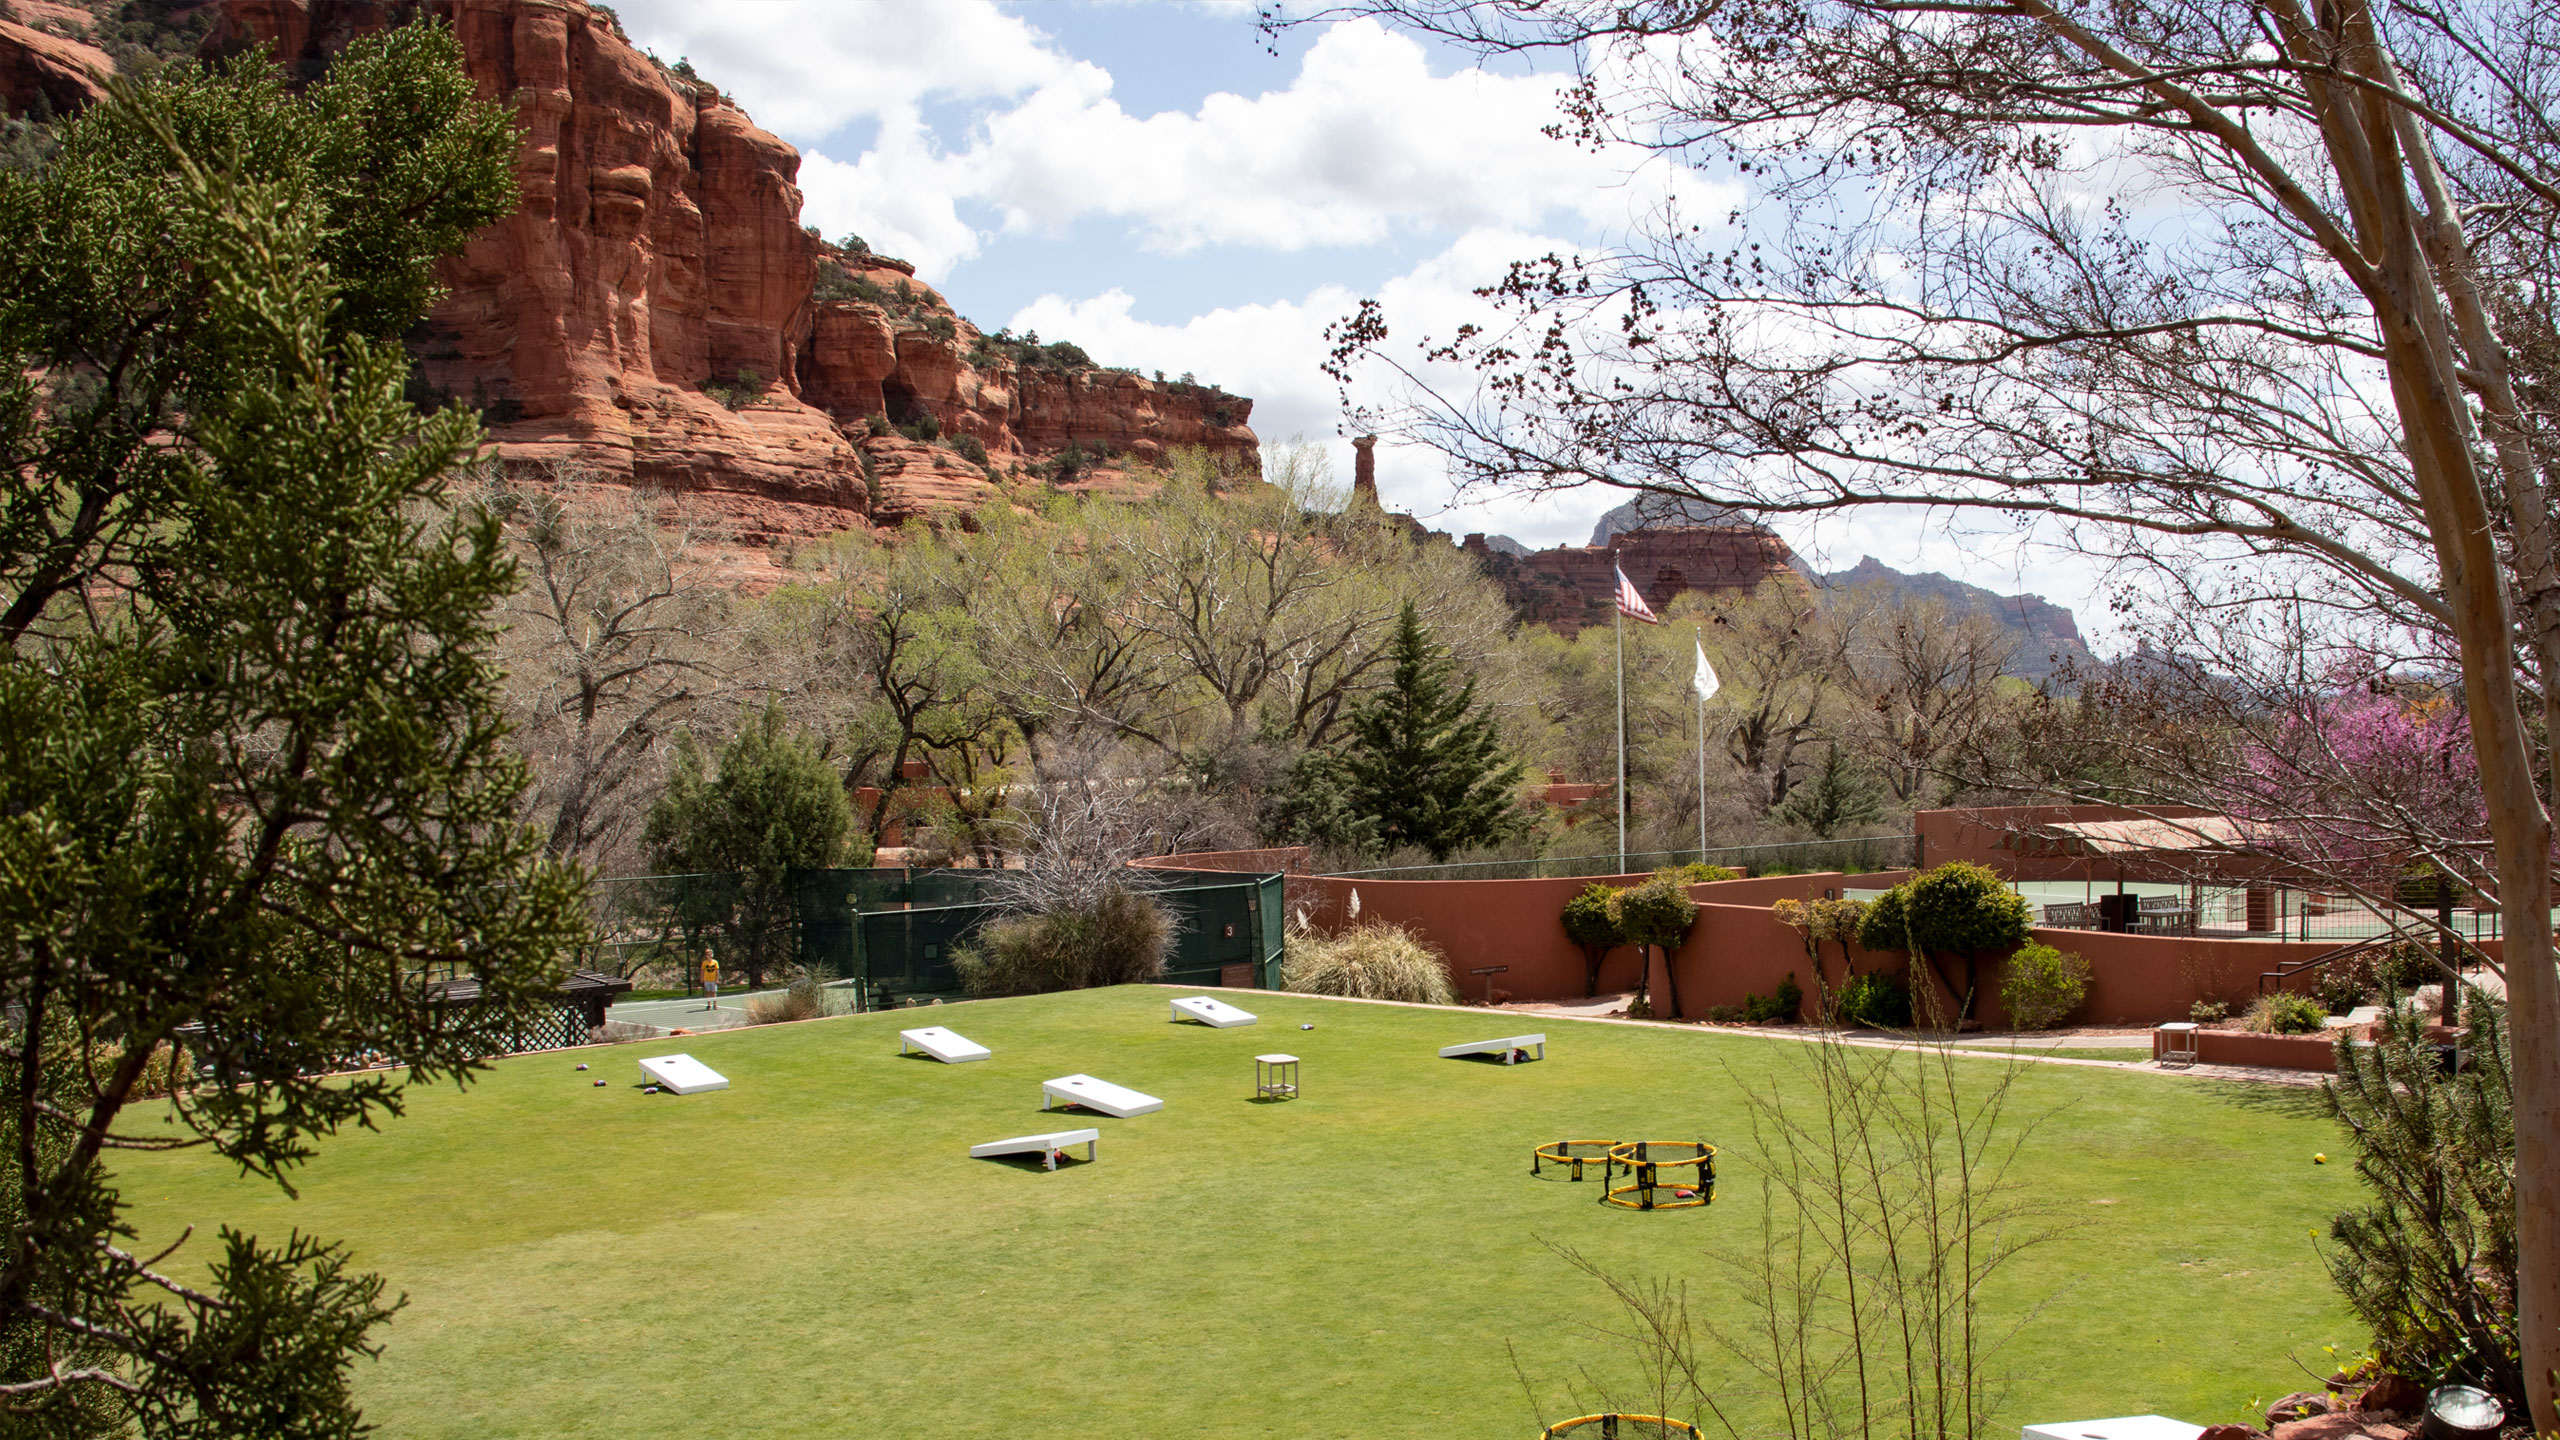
1281,922 -> 1456,1005
952,887 -> 1174,996
747,968 -> 828,1024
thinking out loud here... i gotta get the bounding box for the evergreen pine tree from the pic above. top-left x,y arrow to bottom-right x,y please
1340,602 -> 1526,860
1779,742 -> 1889,838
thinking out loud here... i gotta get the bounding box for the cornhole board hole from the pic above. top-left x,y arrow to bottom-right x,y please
1041,1074 -> 1163,1117
639,1053 -> 728,1094
2022,1418 -> 2203,1440
1440,1033 -> 1547,1065
899,1026 -> 990,1063
970,1128 -> 1100,1171
1170,995 -> 1257,1028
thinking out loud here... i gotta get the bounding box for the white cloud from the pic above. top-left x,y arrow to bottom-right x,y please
796,117 -> 983,275
635,9 -> 1729,283
613,0 -> 1078,138
962,21 -> 1723,254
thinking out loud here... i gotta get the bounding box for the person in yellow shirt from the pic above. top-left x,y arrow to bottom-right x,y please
701,954 -> 720,1011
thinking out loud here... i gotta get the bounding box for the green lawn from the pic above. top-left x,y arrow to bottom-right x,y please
114,988 -> 2356,1438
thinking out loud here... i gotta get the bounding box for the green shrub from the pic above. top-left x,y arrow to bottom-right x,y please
1281,922 -> 1456,1005
1559,883 -> 1626,997
1835,970 -> 1911,1028
1744,972 -> 1805,1023
863,413 -> 891,438
1655,863 -> 1743,884
1856,861 -> 2030,1021
2247,991 -> 2328,1035
953,887 -> 1172,996
1999,942 -> 2092,1030
2190,999 -> 2230,1023
2312,959 -> 2374,1015
1856,862 -> 2032,956
1616,876 -> 1699,1012
950,432 -> 989,467
1706,1004 -> 1746,1023
813,265 -> 888,304
703,368 -> 763,410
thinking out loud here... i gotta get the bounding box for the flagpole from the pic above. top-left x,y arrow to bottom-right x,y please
1615,594 -> 1627,876
1696,626 -> 1707,862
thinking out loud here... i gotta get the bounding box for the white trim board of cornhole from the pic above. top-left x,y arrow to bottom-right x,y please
1169,995 -> 1258,1028
969,1128 -> 1101,1171
2021,1417 -> 2203,1440
898,1026 -> 990,1063
638,1053 -> 729,1094
1439,1034 -> 1547,1064
1041,1074 -> 1163,1117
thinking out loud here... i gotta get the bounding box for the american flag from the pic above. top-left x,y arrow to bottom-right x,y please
1614,562 -> 1660,624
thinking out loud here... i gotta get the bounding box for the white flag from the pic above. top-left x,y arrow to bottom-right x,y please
1693,640 -> 1721,702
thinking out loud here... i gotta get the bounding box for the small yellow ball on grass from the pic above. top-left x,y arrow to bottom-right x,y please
2313,1153 -> 2328,1164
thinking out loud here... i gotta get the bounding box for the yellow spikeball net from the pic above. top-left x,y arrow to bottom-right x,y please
1540,1414 -> 1705,1437
1601,1140 -> 1716,1211
1530,1139 -> 1620,1182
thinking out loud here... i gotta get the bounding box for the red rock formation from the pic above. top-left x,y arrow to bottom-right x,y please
1463,526 -> 1807,632
0,16 -> 110,117
201,0 -> 1260,579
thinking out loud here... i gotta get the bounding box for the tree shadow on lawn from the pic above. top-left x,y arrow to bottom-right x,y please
2202,1079 -> 2330,1120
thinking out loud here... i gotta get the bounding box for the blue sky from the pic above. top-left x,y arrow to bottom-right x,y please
612,0 -> 2111,638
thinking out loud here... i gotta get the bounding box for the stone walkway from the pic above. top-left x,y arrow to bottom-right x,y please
1497,995 -> 2328,1086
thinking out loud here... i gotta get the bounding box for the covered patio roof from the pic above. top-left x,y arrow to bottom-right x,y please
1999,814 -> 2277,859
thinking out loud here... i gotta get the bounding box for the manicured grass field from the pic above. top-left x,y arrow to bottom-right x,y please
114,988 -> 2356,1438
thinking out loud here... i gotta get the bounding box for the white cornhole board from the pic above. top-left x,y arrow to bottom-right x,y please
1170,995 -> 1258,1028
1439,1033 -> 1547,1065
1041,1073 -> 1163,1117
899,1026 -> 990,1063
969,1128 -> 1100,1171
2023,1418 -> 2202,1440
638,1053 -> 729,1094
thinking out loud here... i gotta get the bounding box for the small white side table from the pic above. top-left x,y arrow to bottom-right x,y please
1255,1053 -> 1300,1101
2155,1022 -> 2200,1068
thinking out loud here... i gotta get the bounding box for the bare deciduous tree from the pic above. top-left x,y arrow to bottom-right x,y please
1835,593 -> 2021,807
488,473 -> 731,869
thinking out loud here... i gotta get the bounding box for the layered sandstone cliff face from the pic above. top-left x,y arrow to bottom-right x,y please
1461,527 -> 1809,633
2,0 -> 1258,579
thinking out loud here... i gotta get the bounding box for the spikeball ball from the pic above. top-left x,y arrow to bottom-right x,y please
2314,1153 -> 2328,1164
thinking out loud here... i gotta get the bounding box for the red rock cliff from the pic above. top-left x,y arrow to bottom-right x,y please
194,0 -> 1259,571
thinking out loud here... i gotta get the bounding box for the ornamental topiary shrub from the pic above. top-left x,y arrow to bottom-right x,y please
1856,862 -> 2032,1021
1560,883 -> 1627,997
1999,942 -> 2092,1030
1616,876 -> 1701,1018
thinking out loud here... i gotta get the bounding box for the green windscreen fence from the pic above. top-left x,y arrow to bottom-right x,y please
588,866 -> 1286,1008
846,869 -> 1285,1006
